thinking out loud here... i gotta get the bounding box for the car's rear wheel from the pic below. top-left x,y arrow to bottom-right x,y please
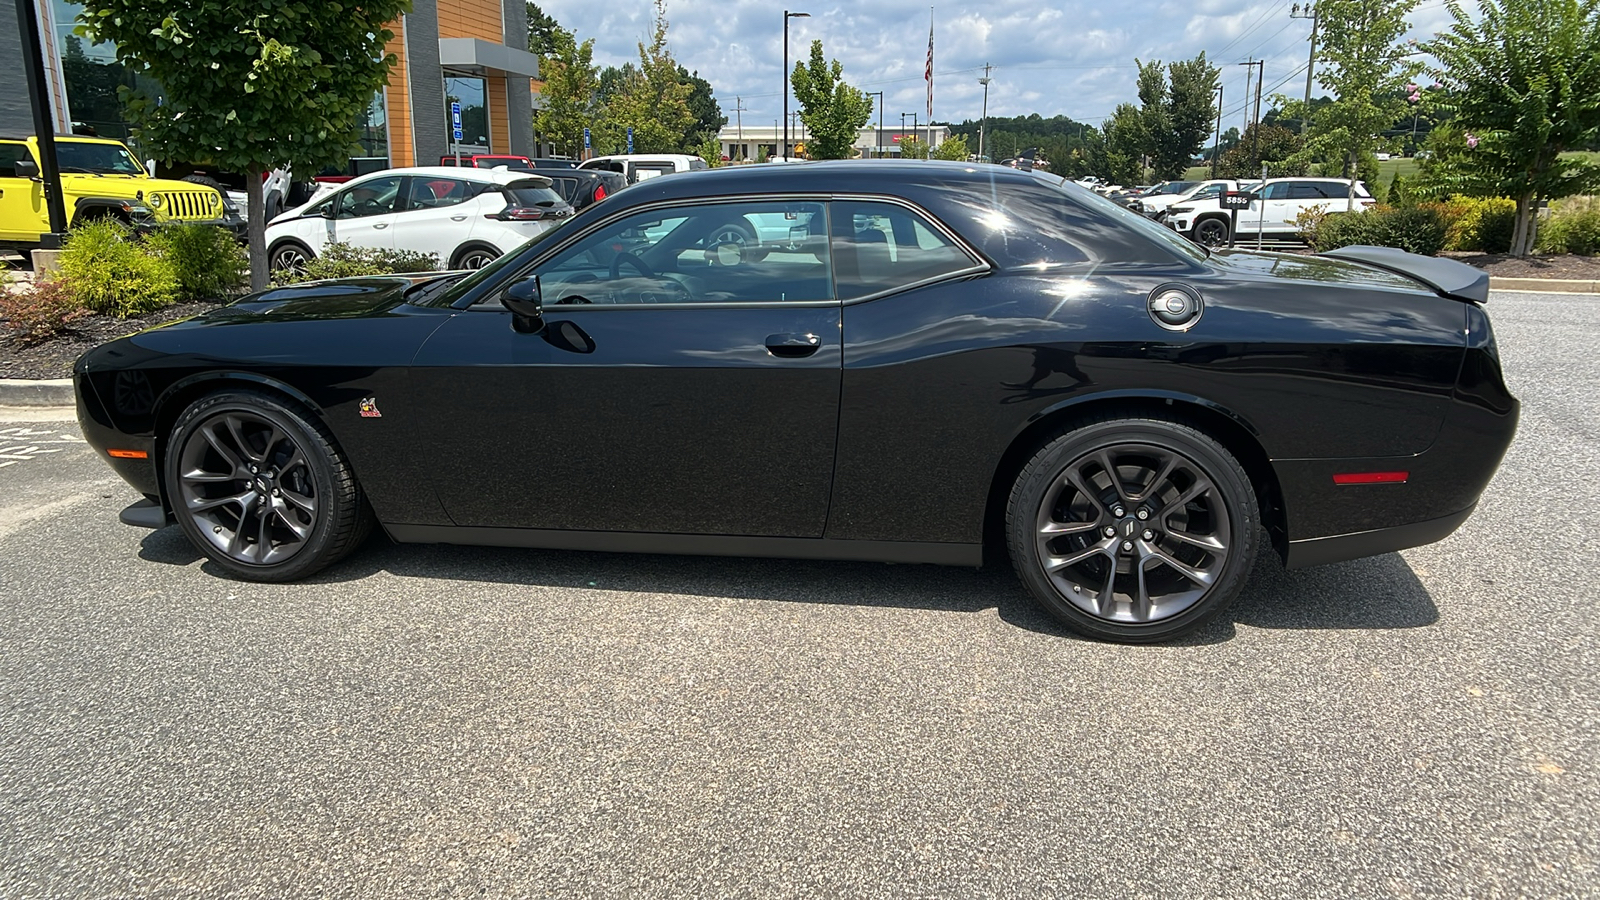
1007,416 -> 1259,643
1192,216 -> 1230,247
452,245 -> 500,270
166,390 -> 371,582
269,240 -> 313,274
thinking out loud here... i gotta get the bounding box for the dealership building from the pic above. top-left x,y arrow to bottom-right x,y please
2,0 -> 541,172
717,123 -> 953,162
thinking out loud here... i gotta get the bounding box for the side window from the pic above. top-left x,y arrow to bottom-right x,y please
633,164 -> 674,181
404,177 -> 473,210
0,142 -> 32,178
1192,184 -> 1222,200
829,201 -> 980,300
522,200 -> 833,305
1260,183 -> 1292,200
336,175 -> 402,218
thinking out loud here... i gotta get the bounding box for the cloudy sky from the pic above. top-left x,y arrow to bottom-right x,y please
536,0 -> 1465,134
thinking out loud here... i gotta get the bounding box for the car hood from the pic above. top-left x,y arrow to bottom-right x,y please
185,273 -> 459,326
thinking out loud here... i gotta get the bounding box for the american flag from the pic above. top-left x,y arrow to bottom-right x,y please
925,17 -> 934,120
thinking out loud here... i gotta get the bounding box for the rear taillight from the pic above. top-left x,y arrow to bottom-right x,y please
593,184 -> 607,201
489,206 -> 545,221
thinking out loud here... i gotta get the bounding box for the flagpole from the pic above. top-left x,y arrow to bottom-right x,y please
925,6 -> 934,153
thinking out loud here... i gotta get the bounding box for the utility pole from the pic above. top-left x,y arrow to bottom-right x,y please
1211,83 -> 1224,179
733,96 -> 747,159
1238,59 -> 1264,168
782,10 -> 811,160
1290,4 -> 1319,134
977,63 -> 992,163
15,0 -> 68,246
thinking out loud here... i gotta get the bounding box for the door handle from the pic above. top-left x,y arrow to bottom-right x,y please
372,222 -> 389,229
450,215 -> 468,221
765,332 -> 821,358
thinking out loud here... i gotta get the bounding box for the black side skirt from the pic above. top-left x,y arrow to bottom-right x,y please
384,524 -> 984,567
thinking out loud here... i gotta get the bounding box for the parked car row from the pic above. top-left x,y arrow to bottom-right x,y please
1159,178 -> 1375,246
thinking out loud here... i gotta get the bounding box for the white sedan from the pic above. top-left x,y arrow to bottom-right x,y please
266,167 -> 572,272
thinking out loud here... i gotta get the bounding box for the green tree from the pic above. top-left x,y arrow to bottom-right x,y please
1422,0 -> 1600,255
696,134 -> 723,168
898,136 -> 929,159
1278,0 -> 1423,209
1131,54 -> 1219,179
525,2 -> 565,57
1216,123 -> 1306,178
932,135 -> 970,161
78,0 -> 410,289
1101,103 -> 1145,184
789,40 -> 872,160
535,31 -> 598,158
677,66 -> 726,149
592,0 -> 692,154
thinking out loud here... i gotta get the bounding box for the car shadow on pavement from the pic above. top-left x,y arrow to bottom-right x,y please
135,527 -> 1438,641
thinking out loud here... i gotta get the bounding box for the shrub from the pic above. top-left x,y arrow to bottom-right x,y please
145,223 -> 248,301
55,219 -> 178,317
1311,205 -> 1448,256
1535,196 -> 1600,255
0,277 -> 90,345
275,242 -> 440,284
1440,196 -> 1516,253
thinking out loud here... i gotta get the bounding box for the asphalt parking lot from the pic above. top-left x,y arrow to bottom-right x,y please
1,290 -> 1596,899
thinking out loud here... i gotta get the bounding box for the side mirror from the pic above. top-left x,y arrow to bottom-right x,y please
15,159 -> 39,178
503,277 -> 544,333
145,159 -> 156,177
319,204 -> 337,219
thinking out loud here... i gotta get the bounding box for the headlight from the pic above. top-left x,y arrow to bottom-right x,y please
148,193 -> 164,209
1169,205 -> 1193,214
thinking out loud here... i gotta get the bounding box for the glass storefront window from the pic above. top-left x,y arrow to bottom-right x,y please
356,90 -> 388,164
444,75 -> 489,151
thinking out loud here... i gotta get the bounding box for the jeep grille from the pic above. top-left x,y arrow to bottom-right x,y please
150,190 -> 221,222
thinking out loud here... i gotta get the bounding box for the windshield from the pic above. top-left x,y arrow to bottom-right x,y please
1037,172 -> 1208,262
505,185 -> 566,207
432,212 -> 587,306
56,141 -> 144,175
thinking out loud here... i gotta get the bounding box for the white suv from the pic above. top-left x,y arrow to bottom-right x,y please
578,153 -> 708,185
1141,179 -> 1252,218
266,167 -> 572,272
1166,177 -> 1374,246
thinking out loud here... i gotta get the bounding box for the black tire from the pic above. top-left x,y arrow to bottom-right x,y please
451,244 -> 500,270
165,389 -> 372,582
269,240 -> 313,273
1192,216 -> 1230,247
1006,415 -> 1259,643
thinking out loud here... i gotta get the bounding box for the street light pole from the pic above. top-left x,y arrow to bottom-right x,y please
1290,4 -> 1319,135
867,91 -> 884,158
15,0 -> 67,245
978,64 -> 992,163
782,10 -> 810,161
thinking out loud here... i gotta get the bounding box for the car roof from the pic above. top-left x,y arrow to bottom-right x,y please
347,166 -> 551,186
592,159 -> 1049,203
586,154 -> 701,163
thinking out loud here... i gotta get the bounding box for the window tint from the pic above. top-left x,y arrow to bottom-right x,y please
504,184 -> 565,207
0,142 -> 31,178
829,201 -> 979,300
1260,183 -> 1292,200
336,175 -> 401,218
522,200 -> 833,305
1287,183 -> 1327,200
1191,184 -> 1223,200
404,177 -> 474,210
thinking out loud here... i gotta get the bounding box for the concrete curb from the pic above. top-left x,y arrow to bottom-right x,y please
0,378 -> 74,408
1490,276 -> 1600,294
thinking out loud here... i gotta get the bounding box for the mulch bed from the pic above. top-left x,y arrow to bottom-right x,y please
1,298 -> 225,380
1439,252 -> 1600,280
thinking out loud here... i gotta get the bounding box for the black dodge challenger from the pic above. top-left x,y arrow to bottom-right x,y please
75,161 -> 1518,642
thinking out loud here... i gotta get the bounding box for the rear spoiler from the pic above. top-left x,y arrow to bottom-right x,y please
1321,245 -> 1489,303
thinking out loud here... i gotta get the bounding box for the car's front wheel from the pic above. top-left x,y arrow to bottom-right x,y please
1192,216 -> 1231,247
452,245 -> 500,270
269,240 -> 313,274
1007,416 -> 1259,643
166,390 -> 371,582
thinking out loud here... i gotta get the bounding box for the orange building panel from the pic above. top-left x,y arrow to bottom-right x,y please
487,76 -> 509,154
436,0 -> 506,41
383,20 -> 414,167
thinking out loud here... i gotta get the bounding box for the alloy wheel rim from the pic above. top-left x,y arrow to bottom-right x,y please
461,251 -> 495,269
1195,221 -> 1227,246
1035,442 -> 1231,624
272,247 -> 307,271
176,411 -> 319,566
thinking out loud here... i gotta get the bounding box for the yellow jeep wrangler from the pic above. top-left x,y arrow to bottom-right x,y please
0,135 -> 231,254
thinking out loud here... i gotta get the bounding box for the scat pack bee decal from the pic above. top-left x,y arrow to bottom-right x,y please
358,397 -> 382,418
